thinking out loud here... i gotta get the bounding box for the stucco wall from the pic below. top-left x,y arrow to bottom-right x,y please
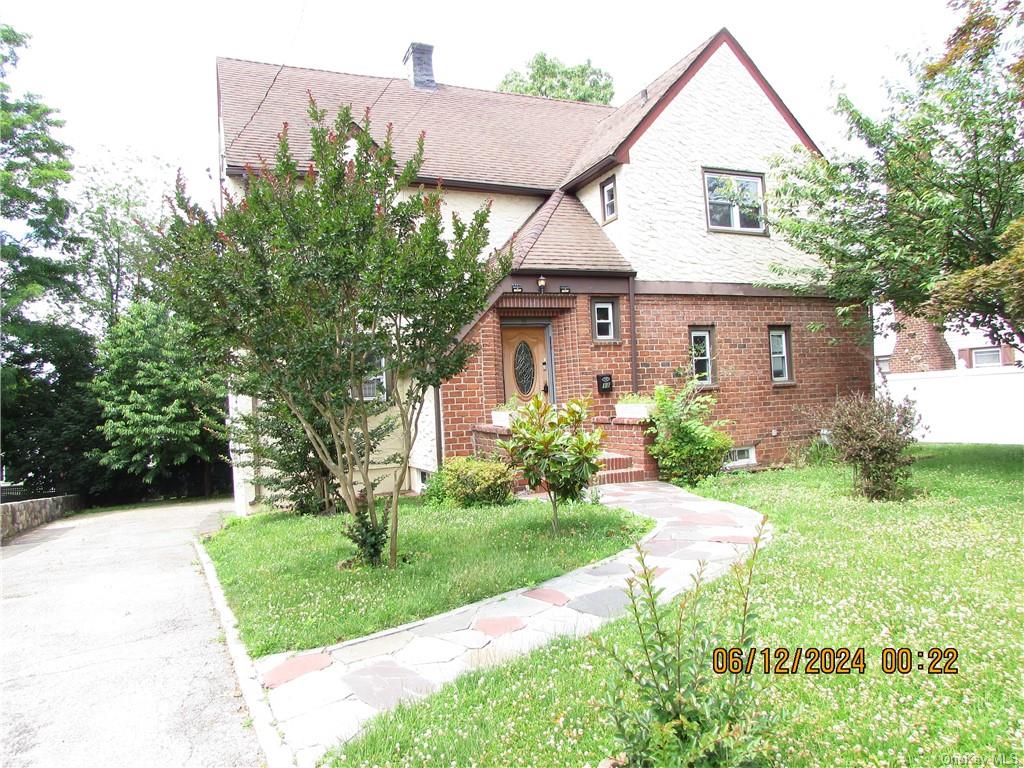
578,44 -> 820,284
438,189 -> 541,255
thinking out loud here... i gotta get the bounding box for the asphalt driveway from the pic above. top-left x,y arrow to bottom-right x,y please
1,500 -> 262,768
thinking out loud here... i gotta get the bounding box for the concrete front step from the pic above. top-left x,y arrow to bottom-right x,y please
591,467 -> 648,485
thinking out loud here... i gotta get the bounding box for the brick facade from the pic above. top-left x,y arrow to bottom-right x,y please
440,291 -> 873,466
890,315 -> 956,373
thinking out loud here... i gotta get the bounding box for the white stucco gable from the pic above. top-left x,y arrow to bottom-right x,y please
578,41 -> 822,285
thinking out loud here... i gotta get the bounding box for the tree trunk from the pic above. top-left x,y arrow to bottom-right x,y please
549,492 -> 560,535
203,462 -> 212,498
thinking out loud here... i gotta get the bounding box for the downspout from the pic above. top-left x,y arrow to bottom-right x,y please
629,274 -> 639,393
433,385 -> 444,469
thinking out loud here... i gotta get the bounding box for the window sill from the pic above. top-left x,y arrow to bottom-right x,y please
695,382 -> 719,391
707,226 -> 770,238
592,338 -> 623,345
772,380 -> 797,388
601,214 -> 618,226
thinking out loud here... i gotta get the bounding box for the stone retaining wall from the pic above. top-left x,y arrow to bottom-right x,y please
1,494 -> 82,543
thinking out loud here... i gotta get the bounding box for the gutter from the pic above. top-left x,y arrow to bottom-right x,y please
629,274 -> 639,392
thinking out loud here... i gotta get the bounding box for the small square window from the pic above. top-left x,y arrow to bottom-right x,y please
593,300 -> 617,340
704,171 -> 766,233
876,356 -> 891,374
769,327 -> 792,382
599,176 -> 617,223
971,348 -> 1001,367
689,327 -> 714,383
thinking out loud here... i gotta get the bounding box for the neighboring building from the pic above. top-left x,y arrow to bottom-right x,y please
219,28 -> 874,509
874,313 -> 1023,445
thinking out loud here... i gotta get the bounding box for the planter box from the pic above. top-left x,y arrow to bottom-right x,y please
491,410 -> 513,428
615,402 -> 654,420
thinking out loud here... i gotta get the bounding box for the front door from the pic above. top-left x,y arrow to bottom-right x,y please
502,326 -> 550,403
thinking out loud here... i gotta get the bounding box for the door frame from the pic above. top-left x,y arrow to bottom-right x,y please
500,319 -> 557,403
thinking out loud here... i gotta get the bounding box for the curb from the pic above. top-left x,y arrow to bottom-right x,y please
193,537 -> 295,768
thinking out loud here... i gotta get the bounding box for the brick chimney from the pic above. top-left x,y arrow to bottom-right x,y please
403,43 -> 436,90
889,314 -> 955,373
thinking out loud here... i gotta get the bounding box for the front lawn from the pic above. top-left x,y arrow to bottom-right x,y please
205,497 -> 652,657
330,444 -> 1023,767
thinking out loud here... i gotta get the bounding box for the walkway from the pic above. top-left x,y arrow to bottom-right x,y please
1,500 -> 263,768
238,481 -> 766,768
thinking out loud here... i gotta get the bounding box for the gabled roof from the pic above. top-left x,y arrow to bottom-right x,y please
502,191 -> 633,274
560,28 -> 821,190
217,58 -> 614,192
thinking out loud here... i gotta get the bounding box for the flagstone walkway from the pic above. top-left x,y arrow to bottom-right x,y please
232,481 -> 767,768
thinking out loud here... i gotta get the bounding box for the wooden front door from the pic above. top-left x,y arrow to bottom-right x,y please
502,326 -> 550,403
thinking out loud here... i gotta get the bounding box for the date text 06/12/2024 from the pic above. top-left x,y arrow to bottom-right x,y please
712,647 -> 960,675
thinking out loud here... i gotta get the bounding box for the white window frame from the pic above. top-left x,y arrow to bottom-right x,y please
358,357 -> 388,400
600,175 -> 617,222
704,171 -> 766,233
769,328 -> 791,382
876,355 -> 891,374
689,328 -> 713,383
971,347 -> 1001,367
726,446 -> 757,469
593,301 -> 616,340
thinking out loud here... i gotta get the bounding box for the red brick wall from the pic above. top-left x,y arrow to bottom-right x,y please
441,292 -> 873,466
890,315 -> 955,373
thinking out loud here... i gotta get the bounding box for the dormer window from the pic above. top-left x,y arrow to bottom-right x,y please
600,175 -> 617,223
704,170 -> 765,233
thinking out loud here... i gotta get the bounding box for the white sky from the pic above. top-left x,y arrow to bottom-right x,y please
6,0 -> 958,210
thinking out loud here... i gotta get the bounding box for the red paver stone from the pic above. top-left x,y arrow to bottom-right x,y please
523,588 -> 570,606
473,616 -> 525,637
262,652 -> 332,688
710,535 -> 755,544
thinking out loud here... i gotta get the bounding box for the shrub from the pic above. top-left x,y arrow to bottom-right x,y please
818,392 -> 921,500
344,502 -> 389,566
499,395 -> 604,535
423,457 -> 516,507
617,392 -> 655,405
597,527 -> 772,768
646,379 -> 733,485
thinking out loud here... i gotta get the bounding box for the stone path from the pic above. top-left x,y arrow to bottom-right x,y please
230,481 -> 766,768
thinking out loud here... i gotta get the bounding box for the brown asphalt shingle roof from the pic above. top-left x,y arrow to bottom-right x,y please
218,58 -> 614,191
503,191 -> 633,274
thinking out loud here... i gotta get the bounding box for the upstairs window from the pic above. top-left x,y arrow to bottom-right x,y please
357,357 -> 388,400
704,171 -> 765,233
600,175 -> 617,222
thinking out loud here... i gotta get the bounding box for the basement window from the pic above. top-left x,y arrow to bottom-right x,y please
726,446 -> 756,468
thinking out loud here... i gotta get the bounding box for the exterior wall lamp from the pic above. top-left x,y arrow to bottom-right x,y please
559,285 -> 571,294
537,275 -> 546,293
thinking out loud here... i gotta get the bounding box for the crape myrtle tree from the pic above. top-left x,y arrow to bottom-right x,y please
769,0 -> 1024,352
154,97 -> 507,567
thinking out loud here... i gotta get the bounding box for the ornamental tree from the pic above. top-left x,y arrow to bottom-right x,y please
499,52 -> 614,104
154,98 -> 505,566
770,12 -> 1024,352
499,396 -> 604,535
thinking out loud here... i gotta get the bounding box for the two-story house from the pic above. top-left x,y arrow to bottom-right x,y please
219,28 -> 873,506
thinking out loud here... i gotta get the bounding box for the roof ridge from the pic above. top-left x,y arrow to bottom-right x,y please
217,56 -> 616,111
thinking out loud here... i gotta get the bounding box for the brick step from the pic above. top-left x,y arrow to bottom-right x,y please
598,451 -> 634,471
590,467 -> 648,485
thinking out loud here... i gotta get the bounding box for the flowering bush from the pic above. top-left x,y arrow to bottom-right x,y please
818,392 -> 921,500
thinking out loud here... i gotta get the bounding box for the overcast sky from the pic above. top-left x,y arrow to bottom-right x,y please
6,0 -> 958,208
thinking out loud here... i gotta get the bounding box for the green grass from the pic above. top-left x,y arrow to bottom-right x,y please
329,444 -> 1024,768
204,497 -> 652,657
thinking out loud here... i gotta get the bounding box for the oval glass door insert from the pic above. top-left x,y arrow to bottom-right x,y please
514,341 -> 536,395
